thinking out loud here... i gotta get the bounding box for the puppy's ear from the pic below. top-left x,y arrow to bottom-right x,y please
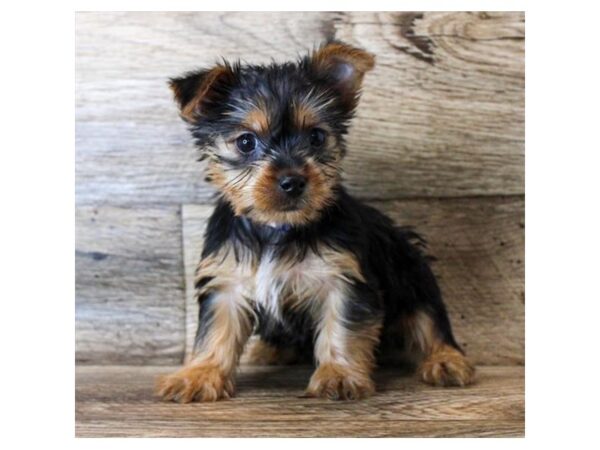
310,41 -> 375,106
169,64 -> 235,123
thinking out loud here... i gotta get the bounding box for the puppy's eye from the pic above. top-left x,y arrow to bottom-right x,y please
236,133 -> 257,154
309,128 -> 326,148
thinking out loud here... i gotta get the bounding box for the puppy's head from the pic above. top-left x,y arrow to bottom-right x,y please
170,41 -> 374,226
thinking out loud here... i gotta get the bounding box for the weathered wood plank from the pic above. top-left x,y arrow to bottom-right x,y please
182,196 -> 524,366
336,11 -> 524,198
76,11 -> 524,205
181,204 -> 213,361
76,365 -> 524,437
75,206 -> 185,364
77,420 -> 524,438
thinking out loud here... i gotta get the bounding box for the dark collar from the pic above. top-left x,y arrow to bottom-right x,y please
238,215 -> 294,236
266,223 -> 293,233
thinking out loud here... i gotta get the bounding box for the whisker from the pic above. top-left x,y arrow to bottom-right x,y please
222,167 -> 251,190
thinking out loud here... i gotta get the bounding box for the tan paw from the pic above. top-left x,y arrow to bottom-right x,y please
155,364 -> 234,403
305,363 -> 374,400
420,345 -> 475,387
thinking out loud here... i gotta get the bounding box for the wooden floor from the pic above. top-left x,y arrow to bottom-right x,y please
76,365 -> 524,437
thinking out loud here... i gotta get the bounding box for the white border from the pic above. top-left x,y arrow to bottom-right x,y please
3,0 -> 600,448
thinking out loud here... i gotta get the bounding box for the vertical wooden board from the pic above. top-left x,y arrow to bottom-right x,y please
75,11 -> 336,205
181,197 -> 524,366
76,206 -> 186,364
334,11 -> 525,198
181,204 -> 214,361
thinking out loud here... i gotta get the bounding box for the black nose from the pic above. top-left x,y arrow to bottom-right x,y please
278,175 -> 307,198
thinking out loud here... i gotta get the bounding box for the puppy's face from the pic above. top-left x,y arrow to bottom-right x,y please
170,42 -> 374,226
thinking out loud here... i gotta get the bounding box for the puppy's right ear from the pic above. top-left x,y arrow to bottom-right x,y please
169,64 -> 235,123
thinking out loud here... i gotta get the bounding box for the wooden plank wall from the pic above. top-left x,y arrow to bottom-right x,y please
75,12 -> 524,366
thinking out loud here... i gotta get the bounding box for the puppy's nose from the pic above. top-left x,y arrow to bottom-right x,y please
278,174 -> 307,198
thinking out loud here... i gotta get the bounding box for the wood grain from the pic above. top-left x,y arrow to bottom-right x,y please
75,11 -> 524,205
76,365 -> 524,437
181,204 -> 213,360
336,11 -> 524,199
182,196 -> 524,366
75,206 -> 186,364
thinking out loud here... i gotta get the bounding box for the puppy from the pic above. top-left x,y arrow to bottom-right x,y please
157,41 -> 475,402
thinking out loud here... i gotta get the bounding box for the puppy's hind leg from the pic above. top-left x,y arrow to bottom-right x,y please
244,337 -> 301,365
405,310 -> 475,387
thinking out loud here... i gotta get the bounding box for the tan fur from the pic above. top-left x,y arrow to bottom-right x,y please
156,290 -> 254,403
249,158 -> 339,226
205,152 -> 340,227
305,362 -> 375,400
322,248 -> 366,283
242,108 -> 270,135
244,339 -> 299,365
196,292 -> 254,369
402,310 -> 436,353
173,65 -> 232,122
313,312 -> 381,379
311,42 -> 375,94
399,311 -> 475,387
194,247 -> 256,364
347,322 -> 382,373
312,42 -> 376,74
156,363 -> 234,402
293,101 -> 318,129
420,343 -> 476,387
194,245 -> 256,295
309,292 -> 381,400
303,252 -> 381,400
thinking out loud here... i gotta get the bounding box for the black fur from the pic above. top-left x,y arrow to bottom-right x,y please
172,41 -> 463,372
201,187 -> 462,360
170,57 -> 356,158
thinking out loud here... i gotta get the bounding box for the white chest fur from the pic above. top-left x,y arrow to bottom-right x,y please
253,251 -> 341,320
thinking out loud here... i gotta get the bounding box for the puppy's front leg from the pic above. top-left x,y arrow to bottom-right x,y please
305,280 -> 383,400
157,284 -> 254,403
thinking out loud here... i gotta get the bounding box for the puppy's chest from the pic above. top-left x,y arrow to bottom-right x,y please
197,244 -> 360,318
252,251 -> 335,317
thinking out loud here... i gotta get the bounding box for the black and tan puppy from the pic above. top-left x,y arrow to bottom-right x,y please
157,41 -> 475,402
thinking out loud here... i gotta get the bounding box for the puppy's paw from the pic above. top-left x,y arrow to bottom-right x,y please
304,363 -> 374,400
420,345 -> 475,387
156,364 -> 234,403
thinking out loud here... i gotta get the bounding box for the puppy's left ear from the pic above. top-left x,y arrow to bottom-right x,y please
169,64 -> 235,123
310,41 -> 375,107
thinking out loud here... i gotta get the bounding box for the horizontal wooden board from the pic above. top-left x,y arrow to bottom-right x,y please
75,206 -> 185,364
182,196 -> 524,366
337,11 -> 524,198
76,11 -> 524,205
76,365 -> 524,437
